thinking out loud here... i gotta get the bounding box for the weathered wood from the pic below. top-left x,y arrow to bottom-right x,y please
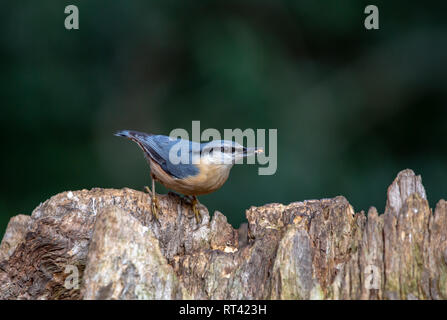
0,169 -> 446,300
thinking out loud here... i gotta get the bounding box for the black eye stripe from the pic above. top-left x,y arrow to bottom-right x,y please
200,145 -> 239,154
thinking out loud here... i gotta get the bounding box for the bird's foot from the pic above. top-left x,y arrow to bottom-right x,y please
144,186 -> 161,220
191,197 -> 202,224
143,186 -> 152,196
151,195 -> 161,220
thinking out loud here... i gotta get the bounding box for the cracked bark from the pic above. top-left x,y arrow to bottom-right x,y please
1,169 -> 446,300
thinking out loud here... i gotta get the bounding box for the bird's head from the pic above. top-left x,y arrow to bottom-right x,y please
199,140 -> 263,166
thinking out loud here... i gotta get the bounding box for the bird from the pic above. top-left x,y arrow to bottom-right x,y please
115,130 -> 263,223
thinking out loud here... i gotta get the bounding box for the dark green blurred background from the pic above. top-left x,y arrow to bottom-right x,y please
1,1 -> 447,237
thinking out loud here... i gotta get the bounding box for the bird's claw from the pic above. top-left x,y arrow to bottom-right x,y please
143,186 -> 152,196
145,186 -> 161,220
151,195 -> 161,220
192,197 -> 202,224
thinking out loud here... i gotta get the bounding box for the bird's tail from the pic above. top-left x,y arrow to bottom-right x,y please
115,130 -> 161,164
114,130 -> 154,140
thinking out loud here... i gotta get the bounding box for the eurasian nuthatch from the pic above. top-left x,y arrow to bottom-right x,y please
115,130 -> 263,222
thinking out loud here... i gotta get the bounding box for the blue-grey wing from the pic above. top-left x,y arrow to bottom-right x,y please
115,130 -> 200,179
142,135 -> 200,179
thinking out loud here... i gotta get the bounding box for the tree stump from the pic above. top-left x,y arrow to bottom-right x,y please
0,169 -> 446,300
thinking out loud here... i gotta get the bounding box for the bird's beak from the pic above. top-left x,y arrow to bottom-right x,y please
244,147 -> 263,156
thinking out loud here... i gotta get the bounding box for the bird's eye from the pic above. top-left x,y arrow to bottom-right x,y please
231,147 -> 236,153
